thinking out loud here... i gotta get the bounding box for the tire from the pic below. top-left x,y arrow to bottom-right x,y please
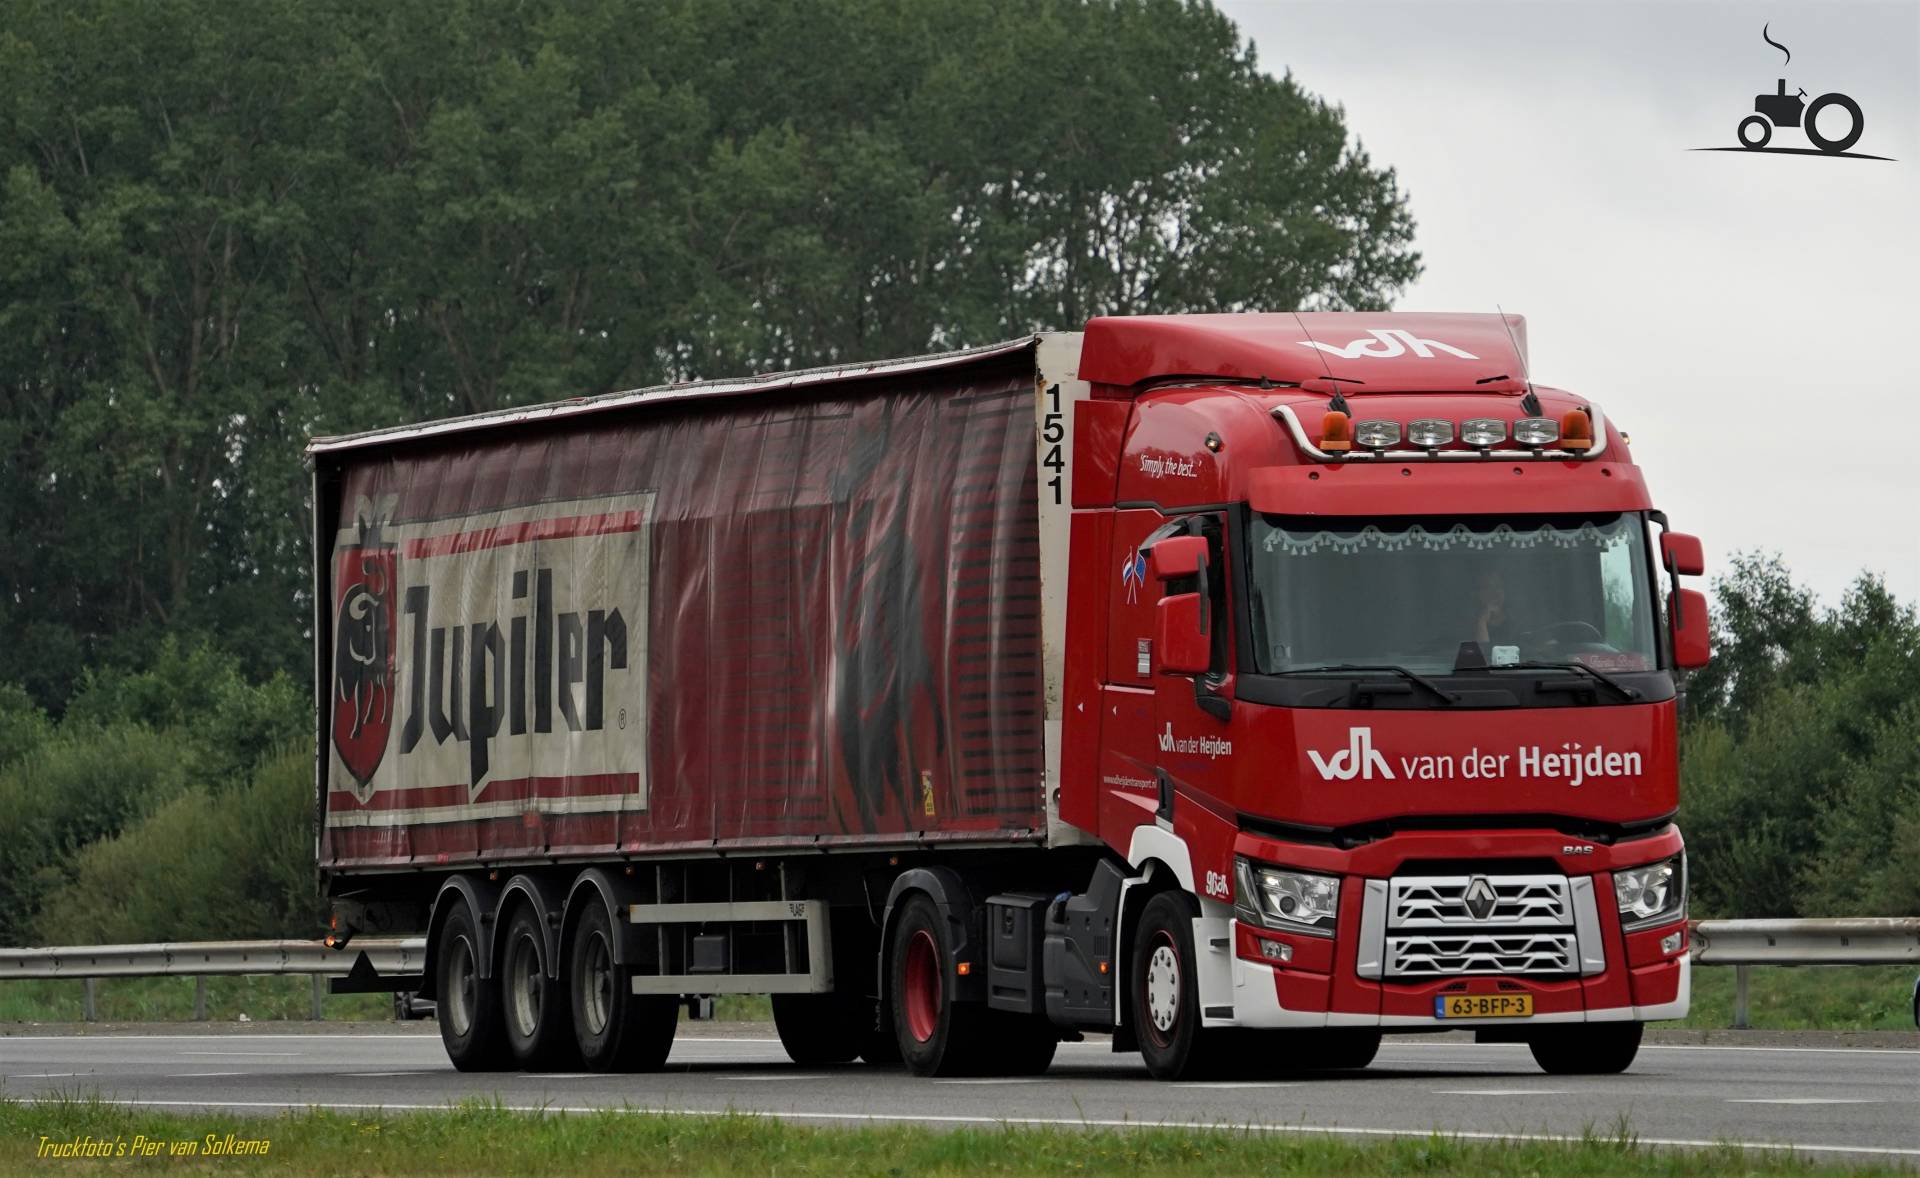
435,902 -> 511,1071
1528,1021 -> 1643,1075
1737,114 -> 1771,149
771,993 -> 863,1065
1309,1029 -> 1381,1070
567,899 -> 679,1072
499,903 -> 580,1070
1805,93 -> 1863,154
983,1011 -> 1060,1076
1131,890 -> 1223,1080
887,894 -> 983,1076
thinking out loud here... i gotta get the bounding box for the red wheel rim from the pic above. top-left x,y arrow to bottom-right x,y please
903,929 -> 942,1043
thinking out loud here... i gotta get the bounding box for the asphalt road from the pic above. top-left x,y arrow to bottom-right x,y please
3,1026 -> 1917,1161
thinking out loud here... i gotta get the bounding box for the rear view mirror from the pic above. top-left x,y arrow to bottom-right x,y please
1670,587 -> 1711,670
1156,593 -> 1210,674
1149,536 -> 1207,581
1661,533 -> 1704,577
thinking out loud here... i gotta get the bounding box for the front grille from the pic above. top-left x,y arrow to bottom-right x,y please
1388,874 -> 1570,928
1385,932 -> 1577,977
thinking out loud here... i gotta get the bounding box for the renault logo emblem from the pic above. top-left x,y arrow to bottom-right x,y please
1463,877 -> 1497,922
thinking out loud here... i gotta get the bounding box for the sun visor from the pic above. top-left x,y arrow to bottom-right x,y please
1246,459 -> 1652,518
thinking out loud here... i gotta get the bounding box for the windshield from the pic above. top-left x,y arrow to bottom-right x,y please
1246,513 -> 1659,677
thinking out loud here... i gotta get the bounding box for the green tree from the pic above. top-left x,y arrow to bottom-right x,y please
0,0 -> 1421,712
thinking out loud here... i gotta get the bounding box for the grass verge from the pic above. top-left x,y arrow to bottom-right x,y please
2,1097 -> 1907,1177
1679,965 -> 1917,1032
0,976 -> 388,1024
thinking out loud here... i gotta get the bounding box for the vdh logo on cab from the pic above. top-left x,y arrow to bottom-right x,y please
1298,329 -> 1477,361
1307,727 -> 1394,781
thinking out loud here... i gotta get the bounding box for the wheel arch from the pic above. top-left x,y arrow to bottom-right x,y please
876,866 -> 983,1007
420,873 -> 502,999
495,873 -> 567,979
559,867 -> 638,973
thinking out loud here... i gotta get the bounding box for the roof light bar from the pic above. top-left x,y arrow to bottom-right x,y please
1513,416 -> 1560,447
1461,418 -> 1507,447
1353,419 -> 1401,450
1407,419 -> 1454,448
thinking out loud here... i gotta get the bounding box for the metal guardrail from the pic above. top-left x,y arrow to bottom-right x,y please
2,923 -> 1914,1028
1689,918 -> 1920,1029
0,938 -> 425,1022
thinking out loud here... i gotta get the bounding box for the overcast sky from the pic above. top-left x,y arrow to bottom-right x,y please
1220,0 -> 1920,608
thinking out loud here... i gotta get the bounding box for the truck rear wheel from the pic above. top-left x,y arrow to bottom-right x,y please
1306,1028 -> 1381,1070
888,894 -> 982,1076
568,900 -> 679,1072
435,903 -> 510,1072
1528,1021 -> 1643,1074
500,904 -> 580,1071
771,994 -> 864,1065
1132,890 -> 1224,1081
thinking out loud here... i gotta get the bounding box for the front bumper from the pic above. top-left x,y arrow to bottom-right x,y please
1215,826 -> 1690,1030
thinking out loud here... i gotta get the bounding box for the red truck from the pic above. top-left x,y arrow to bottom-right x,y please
310,312 -> 1709,1080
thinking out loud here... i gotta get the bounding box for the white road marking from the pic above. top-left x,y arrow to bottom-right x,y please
1726,1098 -> 1881,1105
339,1071 -> 434,1078
1174,1082 -> 1302,1090
703,1073 -> 831,1082
45,1097 -> 1920,1160
1434,1089 -> 1570,1096
171,1072 -> 247,1078
520,1074 -> 606,1080
933,1078 -> 1047,1085
10,1072 -> 86,1078
178,1051 -> 302,1057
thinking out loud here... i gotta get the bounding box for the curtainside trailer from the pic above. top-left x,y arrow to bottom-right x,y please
312,313 -> 1710,1079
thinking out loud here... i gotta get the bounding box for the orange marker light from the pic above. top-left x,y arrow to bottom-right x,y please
1320,410 -> 1353,453
1559,407 -> 1594,451
1097,960 -> 1109,975
956,961 -> 972,976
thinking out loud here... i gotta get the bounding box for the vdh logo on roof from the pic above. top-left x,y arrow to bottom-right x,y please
1693,24 -> 1889,161
1299,329 -> 1478,361
1308,727 -> 1394,781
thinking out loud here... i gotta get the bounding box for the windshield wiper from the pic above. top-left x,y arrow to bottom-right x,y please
1276,664 -> 1457,705
1485,660 -> 1640,702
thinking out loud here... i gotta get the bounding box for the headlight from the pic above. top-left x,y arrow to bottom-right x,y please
1234,858 -> 1340,936
1614,854 -> 1686,928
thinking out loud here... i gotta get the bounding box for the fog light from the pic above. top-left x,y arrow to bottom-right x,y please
1258,938 -> 1293,964
1461,418 -> 1507,447
1660,931 -> 1684,956
1513,416 -> 1560,446
1353,419 -> 1401,450
1407,419 -> 1454,448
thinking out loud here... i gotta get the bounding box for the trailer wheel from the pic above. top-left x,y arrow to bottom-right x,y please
771,994 -> 863,1065
435,903 -> 510,1071
499,904 -> 580,1070
887,894 -> 981,1076
568,899 -> 678,1072
1131,890 -> 1223,1080
1528,1021 -> 1643,1074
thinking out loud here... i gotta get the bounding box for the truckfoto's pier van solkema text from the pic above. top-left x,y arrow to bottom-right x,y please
310,312 -> 1709,1079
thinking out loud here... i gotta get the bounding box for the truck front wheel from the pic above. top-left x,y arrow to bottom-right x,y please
567,900 -> 678,1072
1528,1021 -> 1643,1074
1132,890 -> 1223,1081
435,903 -> 510,1071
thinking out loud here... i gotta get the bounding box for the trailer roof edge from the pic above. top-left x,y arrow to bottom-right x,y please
306,336 -> 1044,456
